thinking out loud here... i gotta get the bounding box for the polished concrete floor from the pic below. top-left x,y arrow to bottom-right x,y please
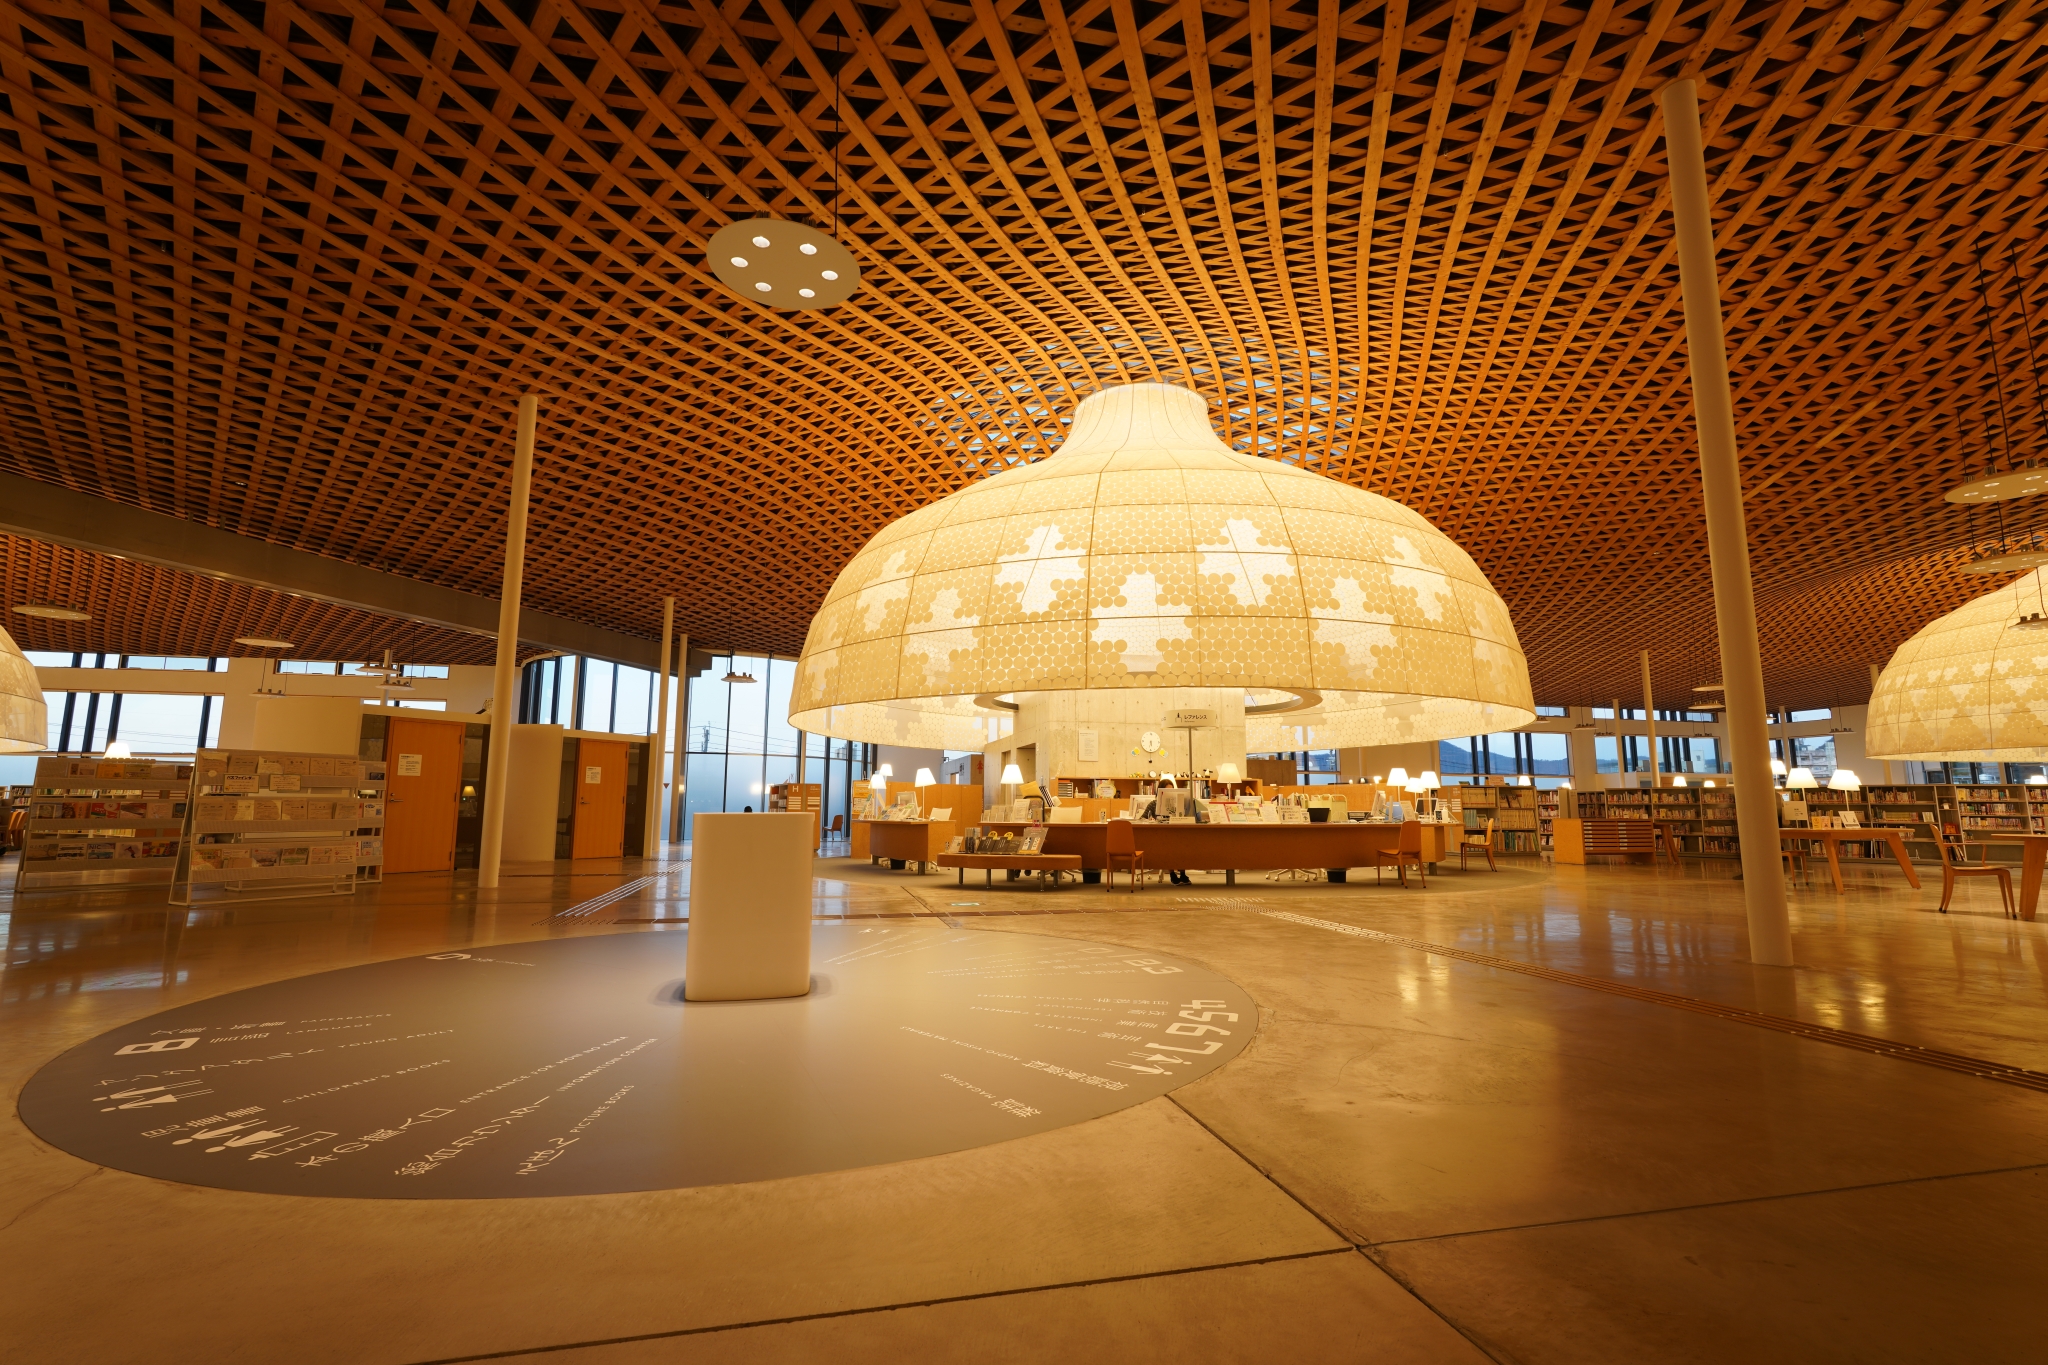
4,848 -> 2045,1363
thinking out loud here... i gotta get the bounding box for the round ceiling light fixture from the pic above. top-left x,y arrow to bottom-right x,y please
12,603 -> 90,621
706,219 -> 859,311
1946,467 -> 2048,504
234,636 -> 295,649
1960,543 -> 2048,574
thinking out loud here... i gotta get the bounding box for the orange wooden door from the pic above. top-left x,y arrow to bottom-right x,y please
384,717 -> 465,874
571,739 -> 628,859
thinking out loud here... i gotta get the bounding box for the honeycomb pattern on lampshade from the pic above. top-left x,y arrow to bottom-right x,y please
0,624 -> 48,752
1868,568 -> 2048,760
789,383 -> 1535,748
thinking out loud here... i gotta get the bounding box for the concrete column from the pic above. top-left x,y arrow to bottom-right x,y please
645,595 -> 674,858
1641,649 -> 1661,788
1660,78 -> 1793,966
478,394 -> 537,891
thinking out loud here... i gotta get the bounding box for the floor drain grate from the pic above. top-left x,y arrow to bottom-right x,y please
1254,908 -> 2048,1096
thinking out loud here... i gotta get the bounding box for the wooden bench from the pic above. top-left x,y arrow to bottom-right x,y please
936,852 -> 1083,890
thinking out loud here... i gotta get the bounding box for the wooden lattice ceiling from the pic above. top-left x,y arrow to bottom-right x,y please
0,534 -> 520,662
2,0 -> 2046,709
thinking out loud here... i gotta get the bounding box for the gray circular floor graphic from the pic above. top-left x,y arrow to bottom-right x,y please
19,925 -> 1256,1199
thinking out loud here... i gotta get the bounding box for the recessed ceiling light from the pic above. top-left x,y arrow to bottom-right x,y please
751,234 -> 771,248
729,255 -> 748,267
234,636 -> 295,649
12,604 -> 90,621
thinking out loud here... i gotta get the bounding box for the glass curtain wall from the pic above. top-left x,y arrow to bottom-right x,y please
1440,732 -> 1570,779
42,691 -> 223,753
517,656 -> 658,735
681,654 -> 874,839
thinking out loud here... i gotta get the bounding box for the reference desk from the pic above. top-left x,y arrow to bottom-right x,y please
977,820 -> 1454,882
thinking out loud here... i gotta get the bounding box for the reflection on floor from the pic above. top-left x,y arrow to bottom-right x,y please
4,848 -> 2045,1362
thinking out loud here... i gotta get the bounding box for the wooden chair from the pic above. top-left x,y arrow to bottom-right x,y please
1373,820 -> 1427,888
1105,818 -> 1145,893
826,813 -> 844,844
1929,820 -> 2013,916
1459,818 -> 1497,871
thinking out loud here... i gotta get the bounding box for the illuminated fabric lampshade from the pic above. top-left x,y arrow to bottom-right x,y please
999,763 -> 1024,786
1769,758 -> 1787,777
104,740 -> 132,759
913,767 -> 935,788
1785,767 -> 1818,789
1672,774 -> 1687,787
1827,768 -> 1861,792
788,383 -> 1534,749
0,624 -> 46,752
1385,767 -> 1410,788
1869,569 -> 2048,759
1217,763 -> 1241,783
1417,770 -> 1440,790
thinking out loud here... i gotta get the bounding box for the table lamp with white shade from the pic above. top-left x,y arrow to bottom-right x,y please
913,766 -> 935,815
1417,769 -> 1440,818
1000,762 -> 1024,817
1216,762 -> 1241,797
1786,767 -> 1818,789
1826,768 -> 1860,792
867,770 -> 887,816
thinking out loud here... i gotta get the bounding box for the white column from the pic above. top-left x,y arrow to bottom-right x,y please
478,394 -> 537,891
1660,78 -> 1793,966
645,595 -> 674,859
670,633 -> 689,842
1641,649 -> 1661,789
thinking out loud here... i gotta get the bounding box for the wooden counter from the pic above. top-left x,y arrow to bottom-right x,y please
976,820 -> 1454,881
852,818 -> 955,871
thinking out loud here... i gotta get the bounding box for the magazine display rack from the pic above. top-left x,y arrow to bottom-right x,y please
170,748 -> 387,906
15,756 -> 195,891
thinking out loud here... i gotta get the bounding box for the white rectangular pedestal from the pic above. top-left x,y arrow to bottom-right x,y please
685,812 -> 813,1001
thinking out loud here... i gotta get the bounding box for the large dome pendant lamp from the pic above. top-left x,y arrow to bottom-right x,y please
787,382 -> 1534,750
0,621 -> 48,752
1868,567 -> 2048,760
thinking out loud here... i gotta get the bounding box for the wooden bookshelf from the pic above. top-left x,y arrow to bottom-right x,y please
1577,782 -> 2042,866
